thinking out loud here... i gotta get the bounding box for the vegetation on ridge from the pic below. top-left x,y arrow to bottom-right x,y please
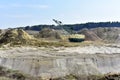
18,22 -> 120,32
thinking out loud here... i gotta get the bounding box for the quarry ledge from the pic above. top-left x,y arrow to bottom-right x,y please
0,45 -> 120,58
0,45 -> 119,79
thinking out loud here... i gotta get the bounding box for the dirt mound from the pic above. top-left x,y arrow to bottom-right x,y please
91,27 -> 120,43
38,28 -> 61,39
0,29 -> 2,38
0,29 -> 2,34
55,29 -> 69,35
0,29 -> 34,45
78,28 -> 102,41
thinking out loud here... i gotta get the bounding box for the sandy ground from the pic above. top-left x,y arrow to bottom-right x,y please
0,44 -> 120,58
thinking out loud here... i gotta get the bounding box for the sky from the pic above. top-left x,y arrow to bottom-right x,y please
0,0 -> 120,29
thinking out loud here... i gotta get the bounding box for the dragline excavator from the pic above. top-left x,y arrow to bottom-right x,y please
52,19 -> 85,42
53,19 -> 63,26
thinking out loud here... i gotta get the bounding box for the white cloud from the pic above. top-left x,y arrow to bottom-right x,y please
0,4 -> 49,9
3,14 -> 34,18
11,4 -> 49,9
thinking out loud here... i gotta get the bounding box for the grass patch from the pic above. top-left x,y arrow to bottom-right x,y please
52,74 -> 105,80
0,77 -> 15,80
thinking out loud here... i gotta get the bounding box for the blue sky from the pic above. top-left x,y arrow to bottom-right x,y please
0,0 -> 120,29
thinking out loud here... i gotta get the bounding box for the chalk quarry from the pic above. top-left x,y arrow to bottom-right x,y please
0,44 -> 120,79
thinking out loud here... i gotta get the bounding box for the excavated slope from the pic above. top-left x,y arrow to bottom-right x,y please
78,28 -> 102,41
0,45 -> 120,79
91,27 -> 120,42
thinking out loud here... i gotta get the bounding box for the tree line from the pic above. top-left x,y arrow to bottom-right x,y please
18,22 -> 120,32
